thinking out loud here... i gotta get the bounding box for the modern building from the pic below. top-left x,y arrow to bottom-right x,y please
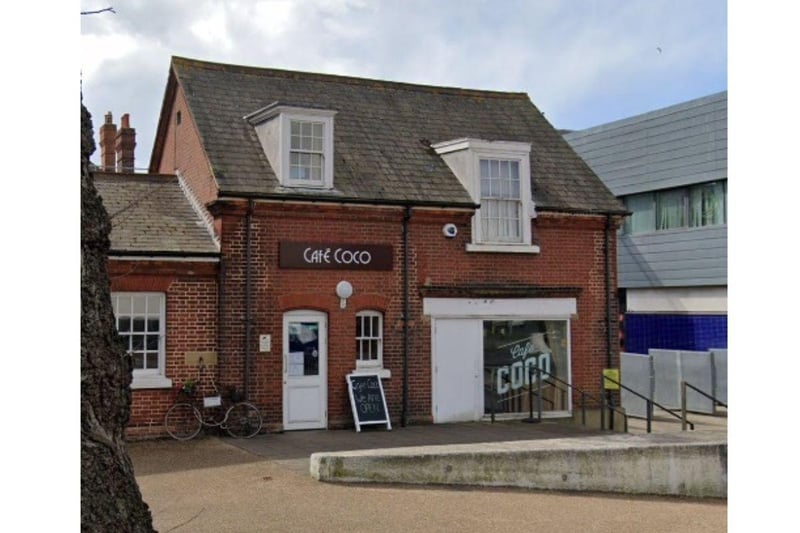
564,92 -> 727,354
97,57 -> 628,437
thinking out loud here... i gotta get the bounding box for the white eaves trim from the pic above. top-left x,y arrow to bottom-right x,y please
178,171 -> 221,252
109,255 -> 220,262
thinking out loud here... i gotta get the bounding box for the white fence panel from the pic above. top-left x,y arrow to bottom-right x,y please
710,348 -> 727,404
680,350 -> 715,414
620,352 -> 653,418
650,349 -> 682,409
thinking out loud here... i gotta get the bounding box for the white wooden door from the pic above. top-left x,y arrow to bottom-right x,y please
283,311 -> 327,430
432,318 -> 483,422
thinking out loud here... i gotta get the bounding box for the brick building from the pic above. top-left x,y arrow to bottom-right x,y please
94,112 -> 220,438
101,56 -> 628,436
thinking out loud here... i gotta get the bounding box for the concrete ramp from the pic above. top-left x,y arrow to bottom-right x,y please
310,433 -> 726,498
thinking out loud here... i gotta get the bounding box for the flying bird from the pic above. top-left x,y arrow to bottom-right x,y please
657,47 -> 662,54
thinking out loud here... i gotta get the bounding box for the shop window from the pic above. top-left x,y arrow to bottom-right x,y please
483,320 -> 569,416
356,311 -> 383,371
111,292 -> 171,389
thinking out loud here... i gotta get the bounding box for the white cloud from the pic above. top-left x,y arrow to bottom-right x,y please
189,5 -> 234,52
80,0 -> 727,165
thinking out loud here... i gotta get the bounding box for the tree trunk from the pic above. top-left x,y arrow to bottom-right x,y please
81,101 -> 155,532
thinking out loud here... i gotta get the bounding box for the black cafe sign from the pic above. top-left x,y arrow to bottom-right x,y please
280,241 -> 393,270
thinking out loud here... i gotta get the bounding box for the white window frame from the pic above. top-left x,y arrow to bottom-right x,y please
111,292 -> 172,389
432,138 -> 539,253
354,310 -> 391,378
245,105 -> 336,189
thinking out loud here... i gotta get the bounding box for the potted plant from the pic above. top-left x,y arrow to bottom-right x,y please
180,379 -> 197,396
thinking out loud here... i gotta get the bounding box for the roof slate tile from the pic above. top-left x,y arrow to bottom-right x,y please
168,57 -> 625,213
94,172 -> 220,256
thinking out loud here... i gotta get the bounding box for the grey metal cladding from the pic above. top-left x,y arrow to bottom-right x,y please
564,92 -> 727,196
565,92 -> 727,289
618,226 -> 727,288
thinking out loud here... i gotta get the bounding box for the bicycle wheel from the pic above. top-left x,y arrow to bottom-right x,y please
164,403 -> 203,441
225,402 -> 263,438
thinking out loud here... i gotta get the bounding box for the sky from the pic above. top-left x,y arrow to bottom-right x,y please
80,0 -> 727,169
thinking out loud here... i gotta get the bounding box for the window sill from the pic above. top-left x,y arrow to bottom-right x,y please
131,375 -> 173,390
466,243 -> 540,254
352,367 -> 392,379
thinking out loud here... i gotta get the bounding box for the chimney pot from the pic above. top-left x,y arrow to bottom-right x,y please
115,113 -> 136,172
99,112 -> 117,171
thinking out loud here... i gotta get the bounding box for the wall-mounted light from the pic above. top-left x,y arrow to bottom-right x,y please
442,223 -> 458,238
336,280 -> 353,309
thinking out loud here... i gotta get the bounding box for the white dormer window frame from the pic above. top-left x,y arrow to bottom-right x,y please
433,138 -> 539,254
245,105 -> 336,189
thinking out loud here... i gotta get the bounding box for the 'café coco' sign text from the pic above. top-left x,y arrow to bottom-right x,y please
280,242 -> 393,270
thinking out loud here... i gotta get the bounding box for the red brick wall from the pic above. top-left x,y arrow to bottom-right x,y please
155,87 -> 219,206
109,259 -> 218,439
214,201 -> 621,430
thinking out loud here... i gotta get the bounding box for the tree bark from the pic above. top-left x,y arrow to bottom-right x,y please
81,101 -> 155,532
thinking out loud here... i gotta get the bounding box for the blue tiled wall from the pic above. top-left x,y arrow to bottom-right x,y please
624,314 -> 727,354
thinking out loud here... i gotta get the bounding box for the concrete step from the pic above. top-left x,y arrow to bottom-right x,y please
310,432 -> 727,498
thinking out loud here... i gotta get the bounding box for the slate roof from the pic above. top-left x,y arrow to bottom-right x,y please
94,172 -> 220,256
152,56 -> 625,214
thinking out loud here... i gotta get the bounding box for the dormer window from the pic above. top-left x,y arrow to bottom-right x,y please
245,104 -> 336,189
290,120 -> 324,183
480,158 -> 522,242
433,138 -> 539,253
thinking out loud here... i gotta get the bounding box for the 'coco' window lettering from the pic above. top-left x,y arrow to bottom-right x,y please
483,320 -> 570,415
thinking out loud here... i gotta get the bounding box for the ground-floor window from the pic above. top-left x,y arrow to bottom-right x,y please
112,292 -> 171,389
483,319 -> 569,415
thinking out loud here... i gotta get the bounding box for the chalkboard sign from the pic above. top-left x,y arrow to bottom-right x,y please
346,373 -> 392,432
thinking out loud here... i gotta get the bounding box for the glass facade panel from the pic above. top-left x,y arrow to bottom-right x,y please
625,181 -> 726,235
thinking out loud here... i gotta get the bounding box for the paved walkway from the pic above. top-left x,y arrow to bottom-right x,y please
227,419 -> 607,461
129,415 -> 728,533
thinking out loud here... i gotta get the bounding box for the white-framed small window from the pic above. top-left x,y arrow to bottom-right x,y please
245,105 -> 336,189
356,310 -> 384,370
289,120 -> 325,183
480,158 -> 522,243
111,292 -> 172,389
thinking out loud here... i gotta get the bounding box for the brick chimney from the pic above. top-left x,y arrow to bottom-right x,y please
115,113 -> 136,172
98,112 -> 117,171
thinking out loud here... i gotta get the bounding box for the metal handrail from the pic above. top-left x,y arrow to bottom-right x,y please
486,367 -> 553,422
486,364 -> 628,432
681,381 -> 727,431
543,372 -> 628,432
603,375 -> 694,432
